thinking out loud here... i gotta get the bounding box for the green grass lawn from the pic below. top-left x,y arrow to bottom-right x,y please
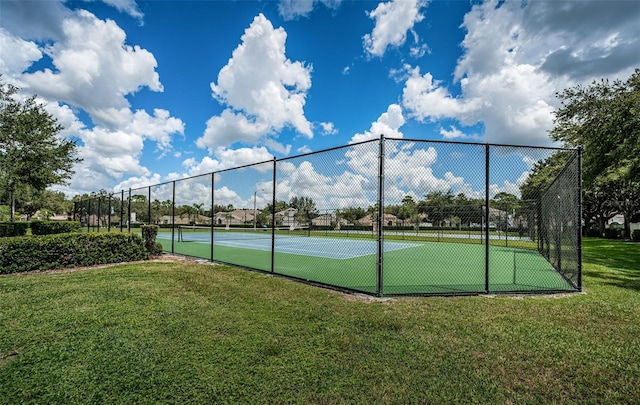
1,237 -> 639,403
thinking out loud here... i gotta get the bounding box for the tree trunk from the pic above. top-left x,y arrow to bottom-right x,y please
624,214 -> 632,240
598,216 -> 607,237
10,191 -> 15,222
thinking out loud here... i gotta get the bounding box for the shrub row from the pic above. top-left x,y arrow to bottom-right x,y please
0,222 -> 29,237
633,229 -> 640,241
30,220 -> 81,235
0,233 -> 148,274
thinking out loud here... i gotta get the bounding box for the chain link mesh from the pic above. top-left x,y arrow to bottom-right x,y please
75,138 -> 581,296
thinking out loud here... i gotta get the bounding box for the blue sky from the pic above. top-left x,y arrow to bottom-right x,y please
1,0 -> 639,207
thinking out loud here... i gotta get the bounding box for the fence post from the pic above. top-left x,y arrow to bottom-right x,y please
377,135 -> 385,297
148,186 -> 151,225
127,188 -> 131,233
214,172 -> 216,261
271,157 -> 277,274
485,144 -> 490,293
108,195 -> 112,231
120,190 -> 124,232
577,146 -> 583,291
172,181 -> 176,254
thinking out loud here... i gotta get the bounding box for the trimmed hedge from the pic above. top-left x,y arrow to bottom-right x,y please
0,222 -> 29,238
0,233 -> 148,274
633,229 -> 640,242
30,220 -> 82,235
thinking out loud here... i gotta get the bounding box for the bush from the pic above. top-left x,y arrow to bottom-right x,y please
0,222 -> 29,237
632,229 -> 640,242
141,225 -> 163,255
585,228 -> 600,237
30,220 -> 81,235
0,233 -> 148,274
603,228 -> 622,239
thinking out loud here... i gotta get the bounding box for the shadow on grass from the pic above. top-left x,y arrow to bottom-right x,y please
582,237 -> 640,292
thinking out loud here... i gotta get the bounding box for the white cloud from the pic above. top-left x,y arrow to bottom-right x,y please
319,121 -> 338,135
198,14 -> 313,154
363,0 -> 426,57
101,0 -> 144,20
409,44 -> 429,58
181,147 -> 274,178
0,29 -> 42,76
278,0 -> 343,20
401,0 -> 640,146
297,145 -> 312,154
21,9 -> 162,124
439,126 -> 481,141
402,66 -> 481,123
350,104 -> 405,143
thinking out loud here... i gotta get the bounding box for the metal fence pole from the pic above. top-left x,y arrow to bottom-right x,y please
377,135 -> 385,297
485,144 -> 490,293
214,173 -> 216,261
148,186 -> 152,225
577,147 -> 583,291
172,181 -> 176,254
108,195 -> 112,232
271,157 -> 277,274
120,190 -> 124,232
127,188 -> 131,233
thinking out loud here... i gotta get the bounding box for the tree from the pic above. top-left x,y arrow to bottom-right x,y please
548,69 -> 640,238
551,69 -> 640,185
290,196 -> 319,227
417,190 -> 455,226
0,79 -> 80,221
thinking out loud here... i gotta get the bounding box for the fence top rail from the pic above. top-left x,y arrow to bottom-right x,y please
387,136 -> 579,151
278,138 -> 378,162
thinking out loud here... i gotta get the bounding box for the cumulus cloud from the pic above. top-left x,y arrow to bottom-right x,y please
0,29 -> 42,76
198,14 -> 313,154
0,2 -> 185,195
350,104 -> 405,143
363,0 -> 426,57
319,121 -> 338,135
400,0 -> 640,146
21,9 -> 162,123
278,0 -> 343,20
102,0 -> 144,20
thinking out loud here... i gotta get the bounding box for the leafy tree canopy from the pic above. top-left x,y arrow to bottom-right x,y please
0,78 -> 81,221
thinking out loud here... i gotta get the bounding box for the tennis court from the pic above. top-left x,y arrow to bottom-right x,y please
157,228 -> 574,295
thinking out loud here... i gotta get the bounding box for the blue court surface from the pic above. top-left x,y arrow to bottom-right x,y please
156,231 -> 419,260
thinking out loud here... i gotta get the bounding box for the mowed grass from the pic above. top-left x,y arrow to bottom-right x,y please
1,238 -> 639,403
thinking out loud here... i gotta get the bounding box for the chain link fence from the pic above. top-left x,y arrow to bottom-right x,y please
74,137 -> 581,296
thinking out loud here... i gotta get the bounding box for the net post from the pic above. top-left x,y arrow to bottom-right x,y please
577,146 -> 583,291
485,144 -> 490,293
271,157 -> 277,274
172,180 -> 176,253
377,135 -> 385,297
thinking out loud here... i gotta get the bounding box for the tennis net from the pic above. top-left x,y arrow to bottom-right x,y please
178,225 -> 310,242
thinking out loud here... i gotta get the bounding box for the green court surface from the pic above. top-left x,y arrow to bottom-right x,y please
157,233 -> 575,295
